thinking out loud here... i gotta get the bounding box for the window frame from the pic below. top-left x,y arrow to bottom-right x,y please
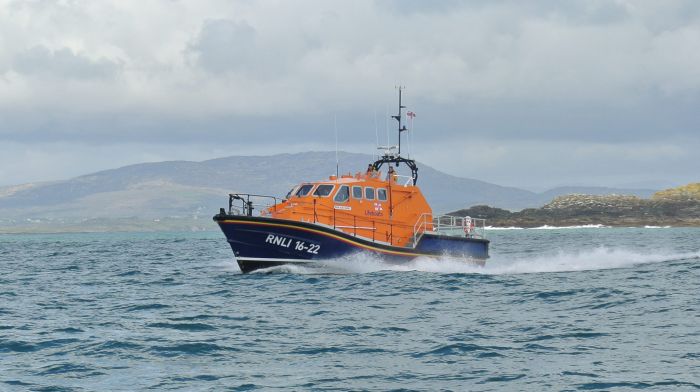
295,184 -> 314,197
285,185 -> 300,200
352,186 -> 363,200
313,184 -> 335,197
377,188 -> 387,201
333,185 -> 350,203
364,187 -> 375,200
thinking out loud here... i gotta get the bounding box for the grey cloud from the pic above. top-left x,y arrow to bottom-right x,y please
377,0 -> 471,15
13,45 -> 120,80
1,1 -> 699,189
378,0 -> 629,22
187,19 -> 259,74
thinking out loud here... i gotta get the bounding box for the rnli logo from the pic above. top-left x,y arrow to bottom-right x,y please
365,203 -> 384,217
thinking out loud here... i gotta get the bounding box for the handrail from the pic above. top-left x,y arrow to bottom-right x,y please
412,213 -> 487,247
412,213 -> 432,247
228,193 -> 280,216
223,194 -> 486,247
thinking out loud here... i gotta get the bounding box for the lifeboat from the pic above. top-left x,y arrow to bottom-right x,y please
213,89 -> 489,273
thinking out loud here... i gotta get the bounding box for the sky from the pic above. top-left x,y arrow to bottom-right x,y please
0,0 -> 699,191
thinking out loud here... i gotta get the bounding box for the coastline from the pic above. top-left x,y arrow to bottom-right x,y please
4,188 -> 700,234
451,192 -> 700,229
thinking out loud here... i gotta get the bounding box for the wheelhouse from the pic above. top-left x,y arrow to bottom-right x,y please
261,170 -> 433,247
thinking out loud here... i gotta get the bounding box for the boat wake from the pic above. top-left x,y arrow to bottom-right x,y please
244,247 -> 700,276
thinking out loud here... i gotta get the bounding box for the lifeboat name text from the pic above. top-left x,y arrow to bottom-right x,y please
365,210 -> 383,217
265,234 -> 320,254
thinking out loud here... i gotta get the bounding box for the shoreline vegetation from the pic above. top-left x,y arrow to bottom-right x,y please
2,184 -> 698,234
451,183 -> 700,228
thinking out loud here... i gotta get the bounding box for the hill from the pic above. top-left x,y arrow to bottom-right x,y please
652,183 -> 700,201
450,183 -> 700,227
0,151 -> 657,232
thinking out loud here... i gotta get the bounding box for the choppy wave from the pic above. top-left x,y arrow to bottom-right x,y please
3,229 -> 699,391
249,248 -> 700,276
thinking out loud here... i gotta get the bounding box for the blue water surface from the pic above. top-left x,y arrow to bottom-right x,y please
1,228 -> 699,391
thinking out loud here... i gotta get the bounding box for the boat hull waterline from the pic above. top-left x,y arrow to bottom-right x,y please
214,214 -> 489,273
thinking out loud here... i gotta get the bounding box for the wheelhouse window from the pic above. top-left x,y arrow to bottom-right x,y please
352,186 -> 363,199
285,186 -> 299,200
295,184 -> 314,197
313,184 -> 335,197
333,185 -> 349,203
365,187 -> 375,200
377,188 -> 387,201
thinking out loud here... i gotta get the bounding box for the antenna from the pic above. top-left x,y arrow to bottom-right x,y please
385,105 -> 389,152
334,114 -> 339,179
407,117 -> 411,158
407,108 -> 415,158
374,110 -> 379,161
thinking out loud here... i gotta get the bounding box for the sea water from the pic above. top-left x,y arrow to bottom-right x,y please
0,227 -> 698,391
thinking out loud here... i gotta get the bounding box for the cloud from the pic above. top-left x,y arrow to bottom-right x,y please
13,45 -> 121,79
419,137 -> 700,190
187,19 -> 258,75
0,0 -> 698,188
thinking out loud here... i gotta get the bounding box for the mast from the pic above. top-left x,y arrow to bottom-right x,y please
391,87 -> 408,156
372,87 -> 419,185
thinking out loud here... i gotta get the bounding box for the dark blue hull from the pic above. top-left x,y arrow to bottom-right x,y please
213,214 -> 489,273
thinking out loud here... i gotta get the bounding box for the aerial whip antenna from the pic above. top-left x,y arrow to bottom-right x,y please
334,114 -> 339,178
374,110 -> 379,161
385,105 -> 390,152
407,109 -> 416,158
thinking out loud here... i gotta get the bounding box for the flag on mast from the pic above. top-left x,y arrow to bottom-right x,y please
407,111 -> 416,119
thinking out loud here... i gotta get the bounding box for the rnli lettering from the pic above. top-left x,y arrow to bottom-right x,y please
265,234 -> 292,248
264,234 -> 320,254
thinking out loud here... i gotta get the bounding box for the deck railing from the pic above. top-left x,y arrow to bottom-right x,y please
227,193 -> 280,216
412,213 -> 486,247
224,193 -> 486,248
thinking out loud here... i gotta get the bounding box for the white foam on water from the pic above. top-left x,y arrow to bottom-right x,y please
250,263 -> 314,274
258,247 -> 700,276
530,224 -> 609,230
474,248 -> 700,275
644,225 -> 671,229
485,224 -> 612,230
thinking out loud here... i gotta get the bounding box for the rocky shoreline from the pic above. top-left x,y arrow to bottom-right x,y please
450,184 -> 700,228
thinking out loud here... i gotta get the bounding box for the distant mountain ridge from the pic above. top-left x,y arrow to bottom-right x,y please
0,151 -> 656,231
